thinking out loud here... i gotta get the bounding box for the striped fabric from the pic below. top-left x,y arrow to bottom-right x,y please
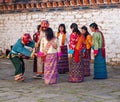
83,49 -> 91,76
44,53 -> 58,85
69,52 -> 84,83
58,45 -> 69,74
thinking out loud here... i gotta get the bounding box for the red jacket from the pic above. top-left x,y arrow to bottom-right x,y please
69,33 -> 79,51
33,32 -> 40,43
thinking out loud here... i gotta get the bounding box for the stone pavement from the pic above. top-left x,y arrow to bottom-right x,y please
0,59 -> 120,102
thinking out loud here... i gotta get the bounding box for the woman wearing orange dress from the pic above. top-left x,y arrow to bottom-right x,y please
81,26 -> 92,76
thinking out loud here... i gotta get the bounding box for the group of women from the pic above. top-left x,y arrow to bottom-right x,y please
34,22 -> 107,84
9,21 -> 108,85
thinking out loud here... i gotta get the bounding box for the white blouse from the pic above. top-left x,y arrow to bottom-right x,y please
40,37 -> 61,54
57,33 -> 69,46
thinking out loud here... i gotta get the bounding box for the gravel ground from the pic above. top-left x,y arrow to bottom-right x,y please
0,59 -> 120,102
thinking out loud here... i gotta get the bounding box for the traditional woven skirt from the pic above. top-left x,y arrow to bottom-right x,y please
94,49 -> 107,79
83,49 -> 91,76
58,45 -> 69,74
44,53 -> 58,85
69,52 -> 84,83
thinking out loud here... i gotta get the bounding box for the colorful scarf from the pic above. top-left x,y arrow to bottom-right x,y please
74,35 -> 85,62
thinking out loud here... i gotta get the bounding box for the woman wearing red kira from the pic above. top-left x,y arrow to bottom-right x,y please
33,20 -> 50,79
68,23 -> 85,83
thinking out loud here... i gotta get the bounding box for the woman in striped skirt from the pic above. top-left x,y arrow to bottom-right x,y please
56,24 -> 69,74
81,26 -> 92,76
69,23 -> 85,83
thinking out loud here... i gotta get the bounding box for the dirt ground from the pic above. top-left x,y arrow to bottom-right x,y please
0,59 -> 120,102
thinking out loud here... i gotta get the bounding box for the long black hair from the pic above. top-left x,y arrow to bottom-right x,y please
70,23 -> 81,35
70,23 -> 78,30
81,26 -> 90,39
73,28 -> 81,35
45,28 -> 55,41
37,24 -> 41,32
58,24 -> 66,34
89,23 -> 98,30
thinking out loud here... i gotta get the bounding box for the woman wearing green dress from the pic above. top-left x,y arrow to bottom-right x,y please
89,23 -> 107,79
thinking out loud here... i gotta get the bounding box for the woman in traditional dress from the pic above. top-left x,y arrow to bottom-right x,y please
89,23 -> 107,79
9,33 -> 35,81
38,28 -> 61,85
56,24 -> 69,74
69,23 -> 85,83
81,26 -> 92,76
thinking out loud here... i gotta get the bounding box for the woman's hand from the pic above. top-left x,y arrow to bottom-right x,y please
30,49 -> 36,58
52,43 -> 58,49
94,50 -> 98,57
35,42 -> 39,48
34,53 -> 37,56
30,52 -> 35,59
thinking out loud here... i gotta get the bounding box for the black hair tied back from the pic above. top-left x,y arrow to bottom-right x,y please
89,23 -> 98,30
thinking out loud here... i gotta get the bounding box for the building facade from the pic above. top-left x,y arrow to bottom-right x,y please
0,0 -> 120,65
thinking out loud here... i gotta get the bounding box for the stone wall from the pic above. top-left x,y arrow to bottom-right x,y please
0,8 -> 120,64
